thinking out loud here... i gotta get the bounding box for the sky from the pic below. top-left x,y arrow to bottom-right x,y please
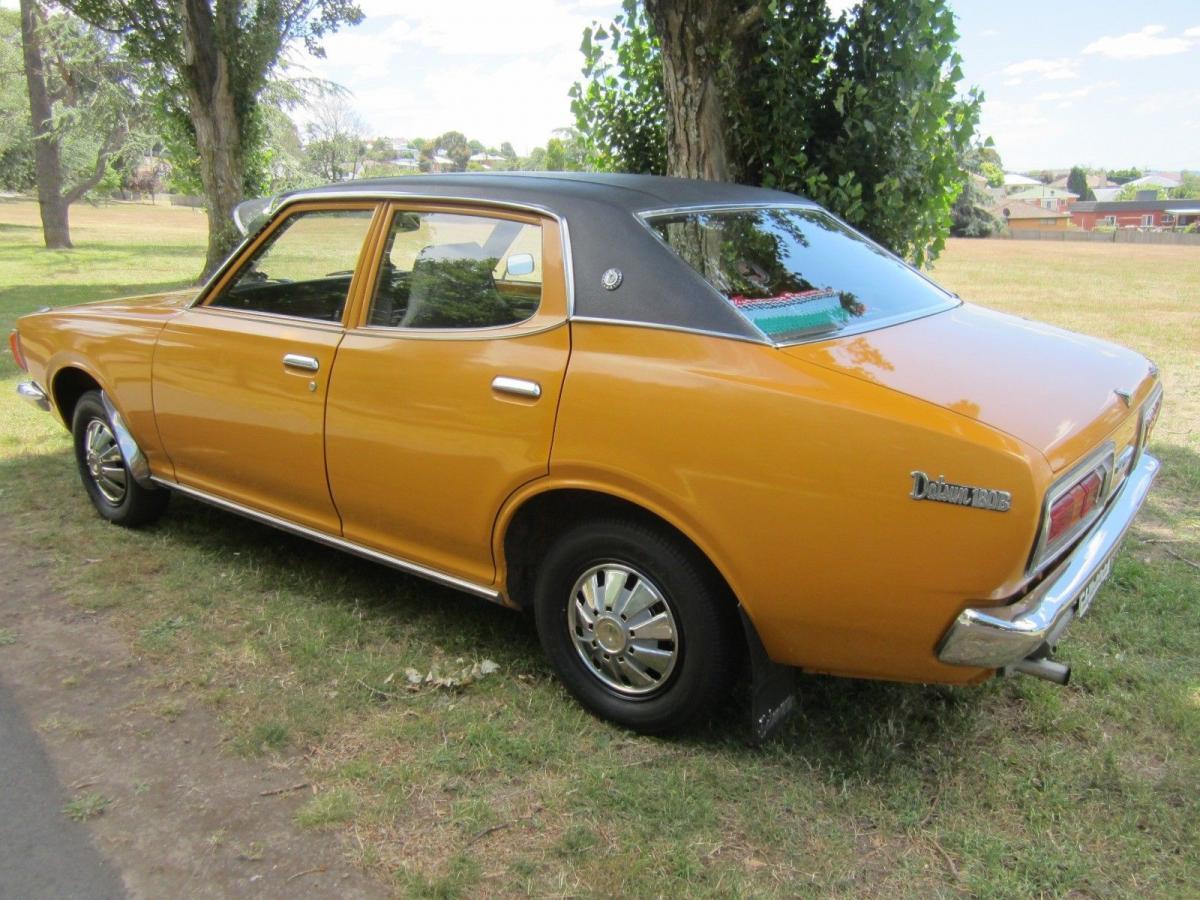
7,0 -> 1198,171
292,0 -> 1200,170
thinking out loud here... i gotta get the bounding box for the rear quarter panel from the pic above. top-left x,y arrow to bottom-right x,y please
548,322 -> 1049,684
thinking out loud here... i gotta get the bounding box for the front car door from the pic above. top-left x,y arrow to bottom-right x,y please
153,201 -> 379,532
324,202 -> 571,586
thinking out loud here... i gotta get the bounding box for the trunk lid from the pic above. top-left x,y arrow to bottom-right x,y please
781,303 -> 1155,471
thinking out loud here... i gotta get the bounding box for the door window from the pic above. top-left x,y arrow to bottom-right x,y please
210,208 -> 375,322
367,210 -> 542,329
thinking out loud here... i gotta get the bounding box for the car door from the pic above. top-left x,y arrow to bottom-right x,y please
324,202 -> 571,586
153,201 -> 379,533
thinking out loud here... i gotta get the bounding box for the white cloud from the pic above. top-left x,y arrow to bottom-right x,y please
1082,25 -> 1194,60
1001,57 -> 1079,84
1184,26 -> 1200,39
1034,81 -> 1116,104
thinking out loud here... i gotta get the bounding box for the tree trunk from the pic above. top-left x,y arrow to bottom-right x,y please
19,0 -> 72,248
645,0 -> 732,182
179,0 -> 244,278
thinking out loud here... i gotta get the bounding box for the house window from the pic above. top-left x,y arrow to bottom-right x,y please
1102,216 -> 1116,226
1040,218 -> 1058,225
1141,214 -> 1154,227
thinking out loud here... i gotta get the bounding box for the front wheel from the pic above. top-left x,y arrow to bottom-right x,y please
71,391 -> 168,526
533,518 -> 736,733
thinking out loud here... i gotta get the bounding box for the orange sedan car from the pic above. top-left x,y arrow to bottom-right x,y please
11,174 -> 1162,734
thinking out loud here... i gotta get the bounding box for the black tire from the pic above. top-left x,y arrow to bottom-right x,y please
533,517 -> 737,734
71,391 -> 168,527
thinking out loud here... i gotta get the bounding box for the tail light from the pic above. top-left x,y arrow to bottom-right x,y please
1030,444 -> 1114,574
8,330 -> 27,371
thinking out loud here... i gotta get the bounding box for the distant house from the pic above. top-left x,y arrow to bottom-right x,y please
1071,198 -> 1200,231
468,152 -> 507,170
1122,173 -> 1183,190
1002,172 -> 1042,189
1006,186 -> 1079,212
993,200 -> 1071,231
1049,172 -> 1114,191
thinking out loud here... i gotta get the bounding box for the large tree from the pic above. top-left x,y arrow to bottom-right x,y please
19,0 -> 139,248
573,0 -> 983,265
64,0 -> 362,276
1066,166 -> 1095,201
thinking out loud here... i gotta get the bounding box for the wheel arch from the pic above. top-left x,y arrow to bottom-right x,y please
50,364 -> 104,427
498,483 -> 753,639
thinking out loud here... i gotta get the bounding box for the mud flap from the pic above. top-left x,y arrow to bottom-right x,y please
741,609 -> 797,743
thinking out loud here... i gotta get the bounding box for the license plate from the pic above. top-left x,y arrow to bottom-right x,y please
1076,556 -> 1114,619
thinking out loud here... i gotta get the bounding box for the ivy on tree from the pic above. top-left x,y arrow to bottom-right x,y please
572,0 -> 984,266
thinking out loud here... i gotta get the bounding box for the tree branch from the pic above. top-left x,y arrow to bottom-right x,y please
730,1 -> 767,39
63,117 -> 126,204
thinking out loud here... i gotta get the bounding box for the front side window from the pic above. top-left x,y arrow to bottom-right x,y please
210,208 -> 374,322
367,210 -> 542,329
647,207 -> 957,344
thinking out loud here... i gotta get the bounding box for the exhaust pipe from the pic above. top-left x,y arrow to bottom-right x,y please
1011,657 -> 1071,685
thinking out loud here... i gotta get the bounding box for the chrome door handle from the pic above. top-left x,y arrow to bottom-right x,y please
282,353 -> 320,372
491,376 -> 541,399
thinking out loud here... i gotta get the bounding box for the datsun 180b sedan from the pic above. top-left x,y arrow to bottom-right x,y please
12,174 -> 1162,734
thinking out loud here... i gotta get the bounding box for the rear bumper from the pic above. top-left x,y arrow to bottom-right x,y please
16,381 -> 51,412
937,451 -> 1160,669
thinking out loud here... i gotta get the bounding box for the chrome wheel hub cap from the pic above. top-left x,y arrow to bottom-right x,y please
84,419 -> 127,504
567,563 -> 679,696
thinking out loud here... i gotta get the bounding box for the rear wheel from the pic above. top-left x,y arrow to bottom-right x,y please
533,518 -> 736,733
71,391 -> 168,526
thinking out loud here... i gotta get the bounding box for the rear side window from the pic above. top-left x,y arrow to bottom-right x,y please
367,211 -> 542,329
210,208 -> 374,322
646,208 -> 957,344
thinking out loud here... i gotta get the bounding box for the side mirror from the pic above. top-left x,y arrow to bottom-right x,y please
505,253 -> 535,277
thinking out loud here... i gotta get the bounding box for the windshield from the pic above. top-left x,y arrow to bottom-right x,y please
646,207 -> 957,344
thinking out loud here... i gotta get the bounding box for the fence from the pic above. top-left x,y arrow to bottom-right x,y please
995,229 -> 1200,246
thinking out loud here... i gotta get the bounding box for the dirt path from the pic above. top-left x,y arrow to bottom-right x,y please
0,535 -> 387,899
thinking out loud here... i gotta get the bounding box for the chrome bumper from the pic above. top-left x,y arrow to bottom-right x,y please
937,452 -> 1160,669
16,381 -> 51,412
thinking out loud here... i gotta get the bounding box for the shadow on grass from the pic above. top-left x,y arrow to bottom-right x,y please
0,281 -> 198,320
10,441 -> 1193,786
0,448 -> 990,782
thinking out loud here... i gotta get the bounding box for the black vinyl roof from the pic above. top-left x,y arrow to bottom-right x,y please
288,173 -> 815,340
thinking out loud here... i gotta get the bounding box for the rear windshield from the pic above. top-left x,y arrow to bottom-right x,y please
646,207 -> 957,343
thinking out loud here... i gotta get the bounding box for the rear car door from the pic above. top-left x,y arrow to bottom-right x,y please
153,202 -> 379,533
324,202 -> 571,586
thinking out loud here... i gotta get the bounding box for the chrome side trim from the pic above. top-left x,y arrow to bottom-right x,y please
16,381 -> 51,412
191,192 -> 576,322
937,451 -> 1159,669
151,478 -> 501,602
100,391 -> 155,488
282,353 -> 320,372
491,376 -> 541,399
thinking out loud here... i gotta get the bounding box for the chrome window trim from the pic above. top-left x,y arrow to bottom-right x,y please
191,191 -> 576,320
189,304 -> 346,332
351,319 -> 568,342
634,203 -> 961,348
151,477 -> 501,602
1028,441 -> 1116,577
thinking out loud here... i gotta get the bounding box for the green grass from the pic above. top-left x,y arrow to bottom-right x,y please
2,203 -> 1198,896
64,792 -> 111,822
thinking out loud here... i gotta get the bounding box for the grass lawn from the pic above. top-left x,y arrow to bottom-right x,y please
2,198 -> 1198,897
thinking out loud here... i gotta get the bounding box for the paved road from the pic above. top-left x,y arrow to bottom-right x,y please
0,677 -> 124,900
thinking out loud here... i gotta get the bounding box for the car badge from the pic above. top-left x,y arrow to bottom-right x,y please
910,471 -> 1011,512
601,268 -> 623,291
1114,389 -> 1132,408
